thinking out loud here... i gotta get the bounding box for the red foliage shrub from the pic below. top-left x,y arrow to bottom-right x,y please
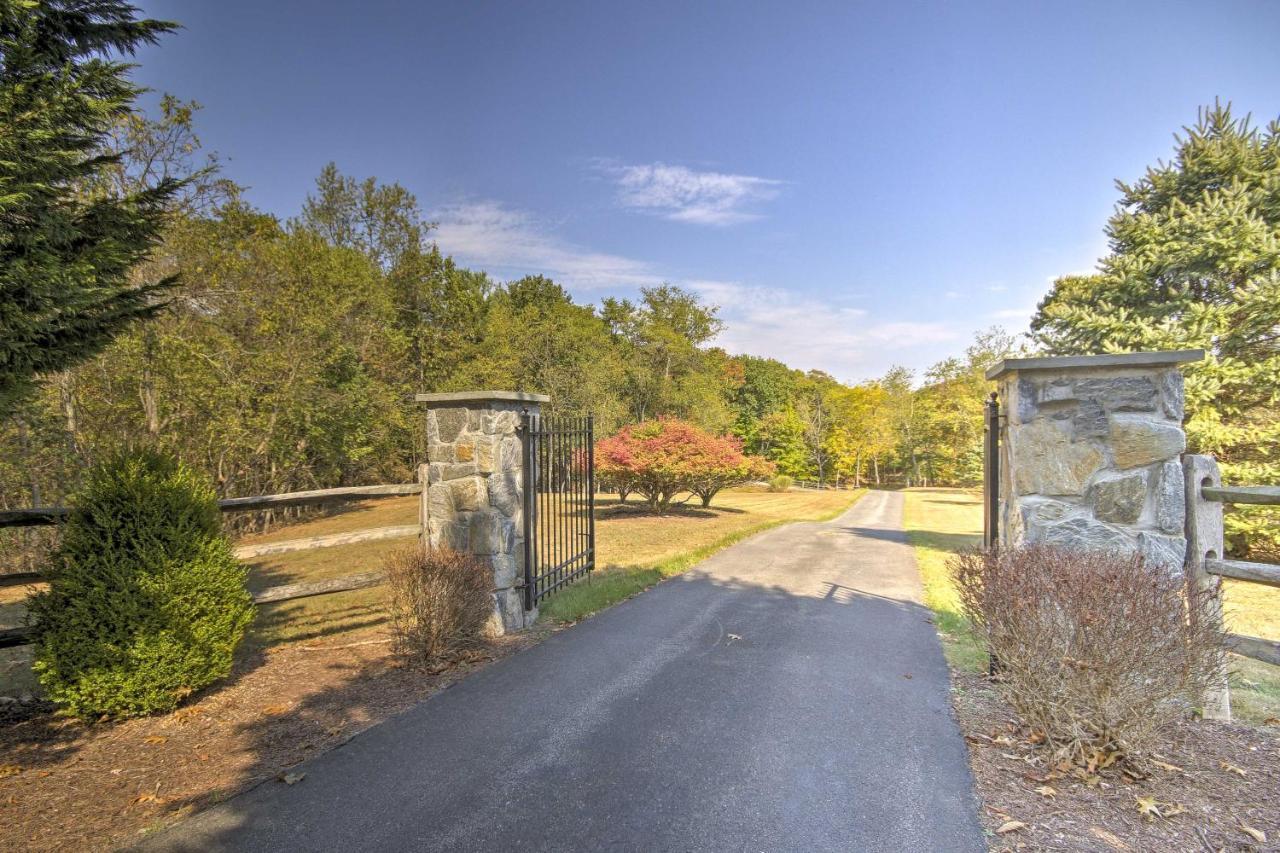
595,419 -> 774,511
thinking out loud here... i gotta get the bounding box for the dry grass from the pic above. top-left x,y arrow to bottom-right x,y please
595,487 -> 859,568
902,487 -> 1280,726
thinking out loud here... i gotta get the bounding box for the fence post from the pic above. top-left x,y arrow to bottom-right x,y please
1184,453 -> 1231,721
417,390 -> 550,634
982,392 -> 1000,550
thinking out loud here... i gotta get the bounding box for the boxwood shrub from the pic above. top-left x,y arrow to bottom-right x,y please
29,450 -> 254,718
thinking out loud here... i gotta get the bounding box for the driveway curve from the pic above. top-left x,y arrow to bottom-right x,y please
142,489 -> 984,852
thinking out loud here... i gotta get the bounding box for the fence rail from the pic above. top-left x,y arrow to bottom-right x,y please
0,482 -> 423,649
1205,558 -> 1280,588
0,482 -> 422,528
1186,454 -> 1280,719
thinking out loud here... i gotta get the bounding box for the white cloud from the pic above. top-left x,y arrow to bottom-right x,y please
429,198 -> 966,381
598,161 -> 782,226
689,281 -> 961,382
430,201 -> 661,290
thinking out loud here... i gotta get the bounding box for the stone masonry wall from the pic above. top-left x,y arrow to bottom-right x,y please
418,392 -> 546,633
991,352 -> 1203,571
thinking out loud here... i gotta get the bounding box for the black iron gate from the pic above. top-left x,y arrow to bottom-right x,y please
982,391 -> 1001,549
520,414 -> 596,608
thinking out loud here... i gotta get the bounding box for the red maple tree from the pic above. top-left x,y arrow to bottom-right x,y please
595,419 -> 774,512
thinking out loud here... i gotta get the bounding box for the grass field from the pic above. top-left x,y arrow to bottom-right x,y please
902,487 -> 1280,724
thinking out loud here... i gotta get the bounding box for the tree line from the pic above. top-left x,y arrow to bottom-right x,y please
0,91 -> 1009,564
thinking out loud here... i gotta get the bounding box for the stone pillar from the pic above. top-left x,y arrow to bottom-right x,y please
416,390 -> 549,634
986,351 -> 1203,570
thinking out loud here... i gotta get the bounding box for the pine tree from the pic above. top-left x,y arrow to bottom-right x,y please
0,1 -> 180,412
1032,102 -> 1280,556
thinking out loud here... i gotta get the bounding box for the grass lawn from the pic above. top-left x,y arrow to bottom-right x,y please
902,487 -> 1280,724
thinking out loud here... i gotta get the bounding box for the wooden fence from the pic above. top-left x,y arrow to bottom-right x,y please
1184,455 -> 1280,719
0,482 -> 422,649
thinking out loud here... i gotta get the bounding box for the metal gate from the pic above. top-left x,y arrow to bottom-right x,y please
982,391 -> 1001,549
520,414 -> 596,608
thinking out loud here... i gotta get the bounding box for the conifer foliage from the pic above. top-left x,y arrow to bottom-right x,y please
29,450 -> 254,718
1033,102 -> 1280,556
0,1 -> 181,411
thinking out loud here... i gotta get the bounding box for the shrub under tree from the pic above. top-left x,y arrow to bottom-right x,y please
29,449 -> 254,718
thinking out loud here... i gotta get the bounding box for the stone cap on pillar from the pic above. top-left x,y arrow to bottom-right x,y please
415,390 -> 551,405
985,350 -> 1204,382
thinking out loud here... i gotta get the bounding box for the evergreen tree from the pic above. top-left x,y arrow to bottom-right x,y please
0,0 -> 180,412
1032,103 -> 1280,556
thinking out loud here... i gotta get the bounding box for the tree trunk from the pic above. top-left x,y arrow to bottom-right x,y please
140,328 -> 161,436
57,372 -> 81,460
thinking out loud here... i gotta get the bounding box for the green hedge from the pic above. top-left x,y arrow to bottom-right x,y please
29,450 -> 254,718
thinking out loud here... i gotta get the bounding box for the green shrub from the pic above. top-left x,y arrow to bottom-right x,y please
767,474 -> 794,492
29,450 -> 254,718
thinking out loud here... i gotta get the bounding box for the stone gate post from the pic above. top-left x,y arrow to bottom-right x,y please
986,351 -> 1203,569
416,390 -> 549,634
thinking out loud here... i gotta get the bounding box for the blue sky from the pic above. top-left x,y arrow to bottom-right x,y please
133,1 -> 1280,383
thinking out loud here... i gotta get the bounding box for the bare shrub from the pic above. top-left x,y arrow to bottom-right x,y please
383,546 -> 494,661
951,544 -> 1226,765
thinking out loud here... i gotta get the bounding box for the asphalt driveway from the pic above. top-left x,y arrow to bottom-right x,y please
141,489 -> 984,852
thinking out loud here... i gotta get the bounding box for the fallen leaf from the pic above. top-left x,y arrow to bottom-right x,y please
1262,717 -> 1279,726
278,772 -> 305,785
173,707 -> 204,724
1150,758 -> 1183,773
993,735 -> 1016,747
194,752 -> 210,762
262,704 -> 290,715
143,736 -> 167,745
1089,826 -> 1130,850
1220,761 -> 1246,777
0,765 -> 21,778
1240,823 -> 1266,844
132,792 -> 164,805
1136,796 -> 1163,821
1034,785 -> 1057,799
996,821 -> 1027,834
1027,731 -> 1046,745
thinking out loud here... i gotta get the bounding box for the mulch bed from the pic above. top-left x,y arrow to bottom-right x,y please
0,627 -> 546,851
952,671 -> 1280,851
